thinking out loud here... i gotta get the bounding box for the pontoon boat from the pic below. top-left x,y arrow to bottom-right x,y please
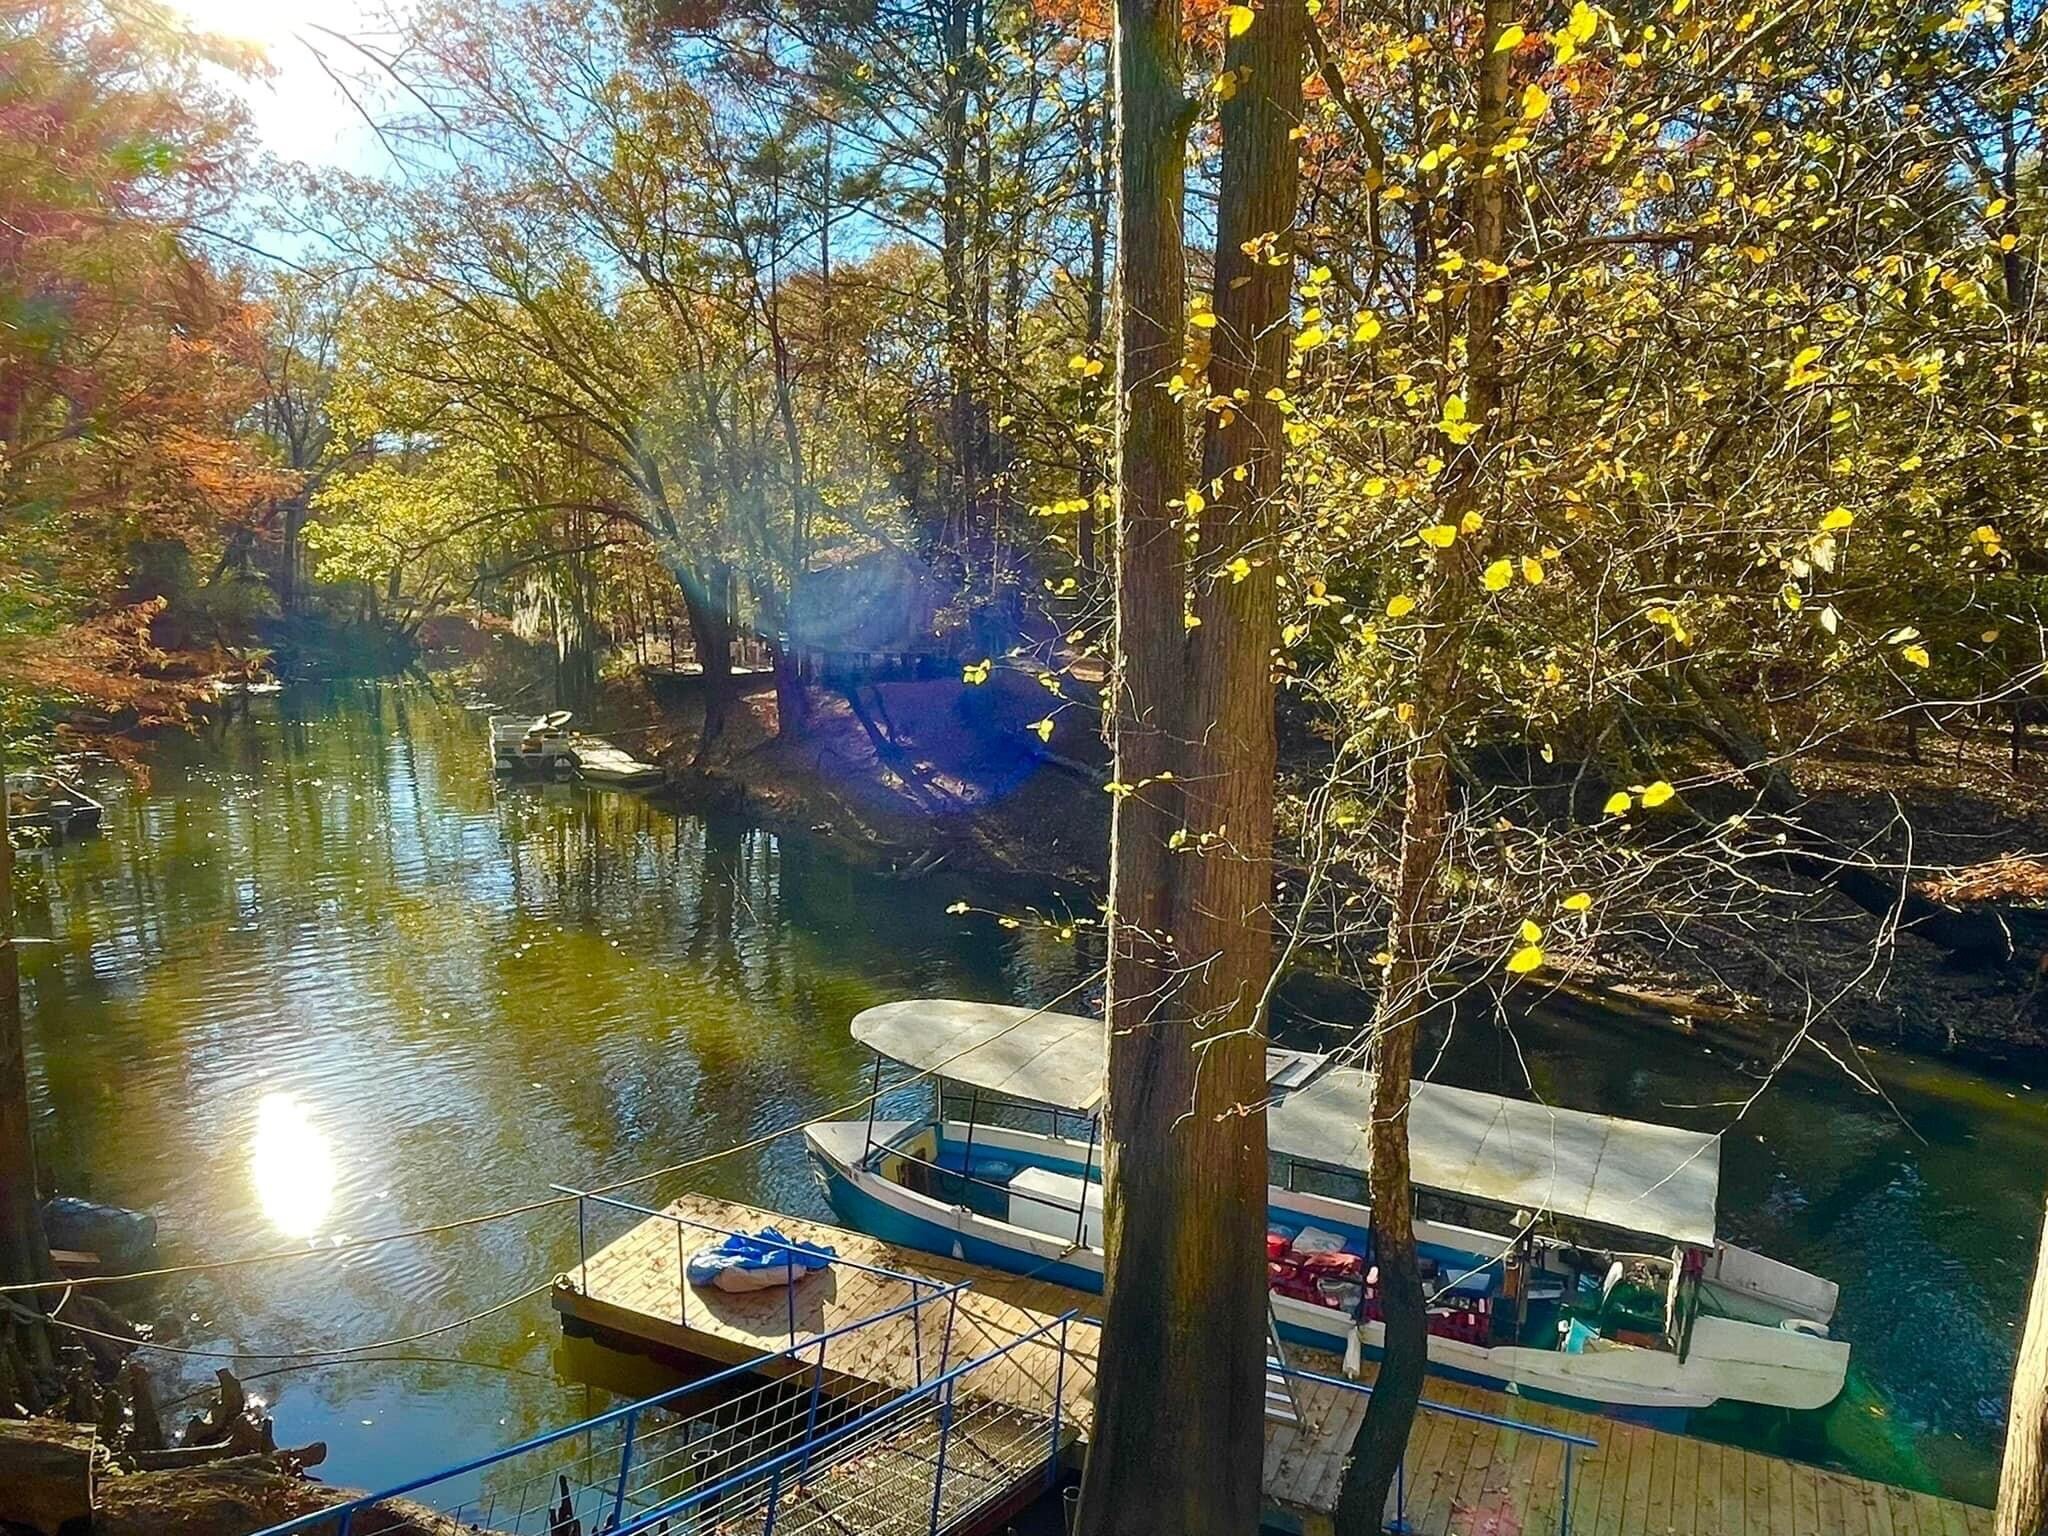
803,999 -> 1849,1427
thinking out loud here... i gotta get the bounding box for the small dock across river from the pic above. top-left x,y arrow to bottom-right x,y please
554,1193 -> 1993,1536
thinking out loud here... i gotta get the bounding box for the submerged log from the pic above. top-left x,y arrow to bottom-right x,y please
0,1417 -> 97,1536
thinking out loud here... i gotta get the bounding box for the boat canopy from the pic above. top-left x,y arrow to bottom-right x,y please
850,998 -> 1724,1249
852,1000 -> 1109,1112
1270,1067 -> 1721,1250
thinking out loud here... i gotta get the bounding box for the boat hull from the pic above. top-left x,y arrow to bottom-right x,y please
804,1118 -> 1848,1427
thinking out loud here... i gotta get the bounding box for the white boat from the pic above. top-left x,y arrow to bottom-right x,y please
489,711 -> 579,776
803,999 -> 1849,1428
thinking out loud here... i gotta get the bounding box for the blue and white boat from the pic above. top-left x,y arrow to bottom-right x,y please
803,999 -> 1849,1427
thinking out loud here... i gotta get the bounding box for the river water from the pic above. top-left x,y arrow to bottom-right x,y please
11,682 -> 2041,1507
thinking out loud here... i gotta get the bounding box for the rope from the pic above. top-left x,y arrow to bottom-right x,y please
0,975 -> 1101,1298
12,1280 -> 554,1361
0,1196 -> 575,1295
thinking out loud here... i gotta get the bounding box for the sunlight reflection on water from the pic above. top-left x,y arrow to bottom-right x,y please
252,1091 -> 335,1239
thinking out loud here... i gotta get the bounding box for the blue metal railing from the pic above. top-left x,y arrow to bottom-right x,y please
555,1184 -> 952,1356
1072,1310 -> 1597,1535
1272,1357 -> 1598,1536
253,1282 -> 973,1536
614,1305 -> 1081,1536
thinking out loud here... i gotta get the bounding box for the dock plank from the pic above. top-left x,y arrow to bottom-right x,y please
552,1195 -> 1990,1536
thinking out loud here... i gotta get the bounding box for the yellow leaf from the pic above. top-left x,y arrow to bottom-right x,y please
1386,593 -> 1416,618
1602,790 -> 1633,816
1226,556 -> 1252,583
1639,779 -> 1675,807
1522,82 -> 1550,120
1901,643 -> 1931,668
1567,0 -> 1598,42
1519,918 -> 1543,943
963,659 -> 992,685
1184,487 -> 1206,514
1030,718 -> 1055,742
1521,556 -> 1544,584
1191,312 -> 1218,329
1352,314 -> 1382,343
1224,2 -> 1255,35
1506,945 -> 1546,975
1784,344 -> 1826,390
1460,510 -> 1485,534
1483,558 -> 1513,592
1818,507 -> 1854,532
1294,323 -> 1328,351
1420,524 -> 1458,548
1494,22 -> 1525,50
1562,891 -> 1593,912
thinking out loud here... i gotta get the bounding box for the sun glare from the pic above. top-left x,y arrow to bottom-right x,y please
251,1092 -> 336,1239
162,0 -> 386,165
171,0 -> 298,46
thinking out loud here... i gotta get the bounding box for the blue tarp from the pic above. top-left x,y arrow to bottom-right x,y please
686,1227 -> 838,1290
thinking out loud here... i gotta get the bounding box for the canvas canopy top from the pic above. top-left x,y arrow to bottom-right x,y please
848,999 -> 1722,1249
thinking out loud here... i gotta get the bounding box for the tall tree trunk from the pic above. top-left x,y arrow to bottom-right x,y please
1999,1192 -> 2048,1536
1165,0 -> 1305,1522
1075,59 -> 1110,584
1075,2 -> 1296,1532
1073,0 -> 1194,1527
0,748 -> 57,1409
940,0 -> 976,554
1337,0 -> 1513,1525
673,566 -> 735,762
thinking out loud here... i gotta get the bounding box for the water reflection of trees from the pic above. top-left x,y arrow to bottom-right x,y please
15,685 -> 1104,1491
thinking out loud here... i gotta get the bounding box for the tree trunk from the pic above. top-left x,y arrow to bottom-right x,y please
1163,0 -> 1305,1524
1075,57 -> 1110,584
673,566 -> 735,762
1073,0 -> 1196,1528
1074,2 -> 1291,1532
0,743 -> 57,1403
1337,1 -> 1513,1525
1998,1192 -> 2048,1536
940,0 -> 977,553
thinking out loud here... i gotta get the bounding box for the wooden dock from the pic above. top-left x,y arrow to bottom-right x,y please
553,1195 -> 1992,1536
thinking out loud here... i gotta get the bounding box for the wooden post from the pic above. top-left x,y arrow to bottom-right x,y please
1997,1191 -> 2048,1536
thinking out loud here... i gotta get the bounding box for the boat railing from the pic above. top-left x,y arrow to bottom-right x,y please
557,1185 -> 969,1363
248,1297 -> 1083,1536
872,1145 -> 1099,1239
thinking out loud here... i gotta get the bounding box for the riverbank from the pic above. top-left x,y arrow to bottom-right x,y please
591,665 -> 2048,1073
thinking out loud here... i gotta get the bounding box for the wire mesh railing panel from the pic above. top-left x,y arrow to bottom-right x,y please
252,1282 -> 984,1536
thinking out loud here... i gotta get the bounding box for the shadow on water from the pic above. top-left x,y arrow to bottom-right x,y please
11,679 -> 2040,1505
